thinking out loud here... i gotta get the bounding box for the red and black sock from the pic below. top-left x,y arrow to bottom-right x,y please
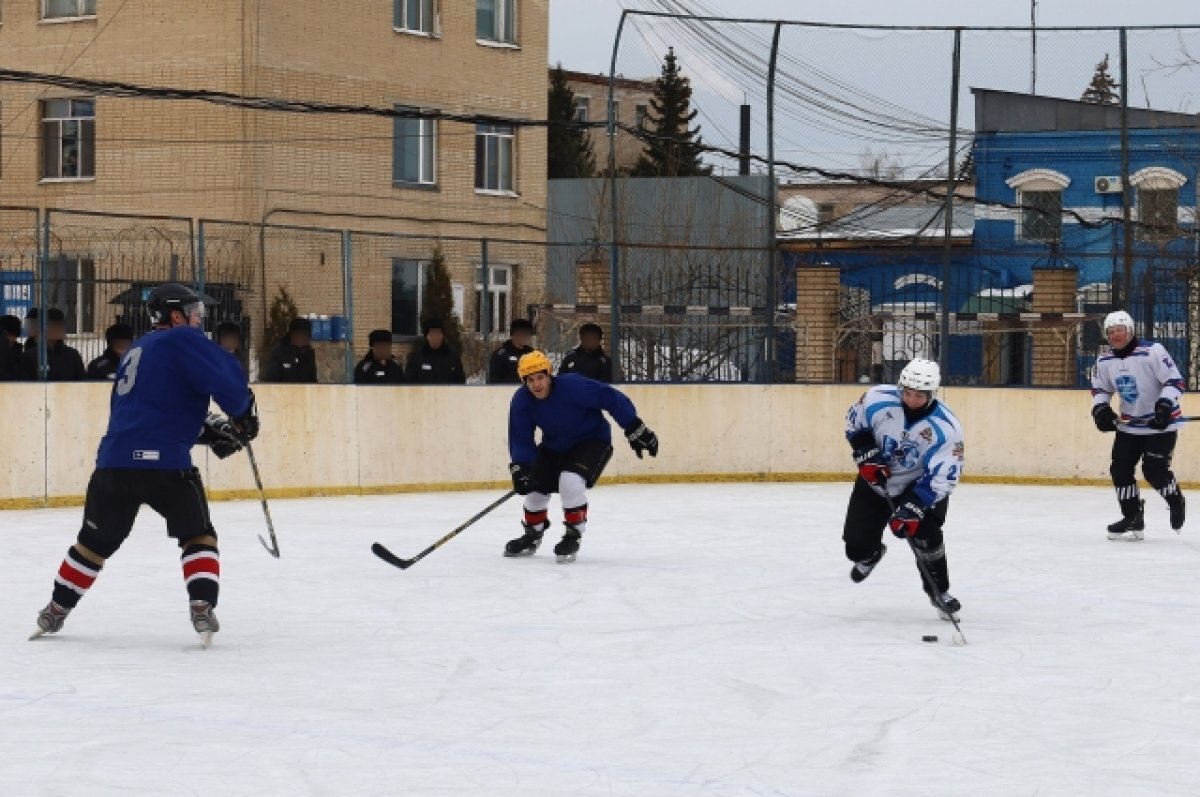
181,543 -> 220,606
51,547 -> 102,610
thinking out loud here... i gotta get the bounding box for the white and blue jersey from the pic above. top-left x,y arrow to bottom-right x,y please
509,373 -> 638,464
1092,339 -> 1185,436
845,386 -> 965,507
96,326 -> 250,470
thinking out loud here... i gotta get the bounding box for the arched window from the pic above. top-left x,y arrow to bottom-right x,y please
1006,170 -> 1070,243
1131,168 -> 1187,241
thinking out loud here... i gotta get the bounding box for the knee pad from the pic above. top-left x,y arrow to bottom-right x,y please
1143,450 -> 1172,489
559,472 -> 588,510
77,529 -> 121,561
1110,459 -> 1136,485
523,492 -> 551,513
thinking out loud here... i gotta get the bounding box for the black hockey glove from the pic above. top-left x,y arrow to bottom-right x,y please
198,414 -> 243,460
888,501 -> 925,538
853,446 -> 889,489
509,462 -> 534,495
624,419 -> 659,459
231,390 -> 260,443
1091,403 -> 1118,433
1148,398 -> 1175,431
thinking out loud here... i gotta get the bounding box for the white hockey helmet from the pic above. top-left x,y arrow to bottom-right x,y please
1103,310 -> 1135,339
898,358 -> 941,392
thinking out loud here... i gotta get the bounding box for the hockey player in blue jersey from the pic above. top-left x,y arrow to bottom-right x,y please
505,351 -> 658,563
842,358 -> 966,620
32,283 -> 259,645
1090,309 -> 1186,539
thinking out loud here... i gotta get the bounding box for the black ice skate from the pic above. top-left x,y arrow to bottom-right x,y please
190,600 -> 219,647
1168,494 -> 1186,532
29,601 -> 70,640
504,524 -> 545,558
929,591 -> 962,621
850,544 -> 887,583
554,526 -> 582,564
1107,499 -> 1145,541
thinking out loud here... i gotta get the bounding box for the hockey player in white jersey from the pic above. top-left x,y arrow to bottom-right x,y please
1090,310 -> 1186,539
842,358 -> 965,620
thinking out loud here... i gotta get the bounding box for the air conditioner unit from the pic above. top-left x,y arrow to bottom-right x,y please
1095,176 -> 1123,194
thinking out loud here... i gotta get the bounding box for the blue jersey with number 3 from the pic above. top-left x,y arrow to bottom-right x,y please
96,326 -> 250,469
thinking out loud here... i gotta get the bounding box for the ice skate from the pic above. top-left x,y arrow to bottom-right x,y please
1168,494 -> 1186,532
1107,499 -> 1145,540
850,544 -> 886,583
504,524 -> 544,558
929,591 -> 962,621
190,600 -> 219,647
29,601 -> 70,640
554,526 -> 582,564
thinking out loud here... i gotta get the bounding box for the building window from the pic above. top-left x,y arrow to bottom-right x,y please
1018,189 -> 1062,243
43,0 -> 95,19
1138,188 -> 1178,240
394,0 -> 434,34
46,256 -> 96,335
391,258 -> 430,335
475,123 -> 515,193
817,203 -> 836,226
475,265 -> 511,334
41,98 -> 95,180
476,0 -> 515,44
610,100 -> 619,124
573,96 -> 590,123
635,104 -> 649,130
393,107 -> 436,185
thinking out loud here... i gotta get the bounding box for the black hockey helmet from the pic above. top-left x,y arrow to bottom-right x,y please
147,283 -> 204,326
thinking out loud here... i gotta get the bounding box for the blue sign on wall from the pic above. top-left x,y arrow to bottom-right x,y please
1,271 -> 35,320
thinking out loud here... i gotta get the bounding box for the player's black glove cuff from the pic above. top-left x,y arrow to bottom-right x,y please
1092,403 -> 1118,433
623,418 -> 659,459
1148,398 -> 1175,431
231,389 -> 260,443
198,414 -> 243,459
509,462 -> 534,495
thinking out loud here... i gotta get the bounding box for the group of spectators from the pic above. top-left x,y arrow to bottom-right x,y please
1,308 -> 131,382
487,318 -> 613,384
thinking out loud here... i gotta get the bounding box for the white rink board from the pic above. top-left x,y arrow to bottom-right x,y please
3,483 -> 1199,796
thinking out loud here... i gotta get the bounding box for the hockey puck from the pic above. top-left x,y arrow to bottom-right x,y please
922,635 -> 938,643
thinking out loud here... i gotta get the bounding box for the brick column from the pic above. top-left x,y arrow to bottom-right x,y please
576,259 -> 611,306
794,265 -> 841,383
1030,266 -> 1078,386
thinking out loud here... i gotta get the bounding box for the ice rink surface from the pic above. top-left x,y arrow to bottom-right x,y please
3,482 -> 1199,797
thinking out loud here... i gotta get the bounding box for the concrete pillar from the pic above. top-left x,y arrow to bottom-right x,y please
1030,266 -> 1079,387
794,265 -> 841,383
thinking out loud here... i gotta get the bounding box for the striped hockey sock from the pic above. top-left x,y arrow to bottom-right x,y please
51,547 -> 102,610
523,508 -> 550,533
181,543 -> 220,606
564,504 -> 588,534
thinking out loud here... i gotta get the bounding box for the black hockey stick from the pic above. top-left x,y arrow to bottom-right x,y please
245,442 -> 280,558
884,494 -> 967,645
1117,416 -> 1200,426
372,490 -> 517,570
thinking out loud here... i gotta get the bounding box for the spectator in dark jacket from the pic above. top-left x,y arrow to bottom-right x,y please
355,329 -> 405,384
1,315 -> 23,380
20,308 -> 85,381
215,321 -> 248,375
86,323 -> 135,380
559,323 -> 614,383
262,317 -> 317,383
488,318 -> 534,384
23,307 -> 42,354
406,318 -> 466,384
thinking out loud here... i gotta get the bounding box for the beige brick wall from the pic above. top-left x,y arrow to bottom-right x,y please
1030,267 -> 1079,387
564,74 -> 654,174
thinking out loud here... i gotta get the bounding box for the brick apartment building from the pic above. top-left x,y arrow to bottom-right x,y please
558,69 -> 654,174
0,0 -> 547,376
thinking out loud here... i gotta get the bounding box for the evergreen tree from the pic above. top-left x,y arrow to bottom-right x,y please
265,284 -> 298,346
548,64 -> 596,179
420,244 -> 464,352
631,48 -> 712,177
1081,54 -> 1120,105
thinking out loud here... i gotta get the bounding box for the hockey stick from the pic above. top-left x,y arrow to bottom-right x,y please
245,442 -> 280,558
1117,416 -> 1200,426
884,494 -> 967,645
372,490 -> 517,570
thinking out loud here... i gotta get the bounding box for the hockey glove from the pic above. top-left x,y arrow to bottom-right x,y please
198,414 -> 243,460
624,419 -> 659,459
1091,403 -> 1118,433
888,502 -> 925,538
509,462 -> 534,495
1149,398 -> 1175,431
853,446 -> 890,489
231,390 -> 260,443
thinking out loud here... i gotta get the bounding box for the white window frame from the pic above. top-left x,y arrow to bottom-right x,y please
42,0 -> 95,20
475,123 -> 516,195
393,107 -> 437,186
1131,167 -> 1188,241
476,0 -> 516,46
573,96 -> 590,123
46,255 -> 96,335
1016,188 -> 1063,243
1006,170 -> 1070,244
394,0 -> 436,36
635,103 -> 649,131
474,264 -> 511,334
41,97 -> 95,181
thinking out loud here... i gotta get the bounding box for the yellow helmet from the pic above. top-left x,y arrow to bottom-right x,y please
517,350 -> 552,379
